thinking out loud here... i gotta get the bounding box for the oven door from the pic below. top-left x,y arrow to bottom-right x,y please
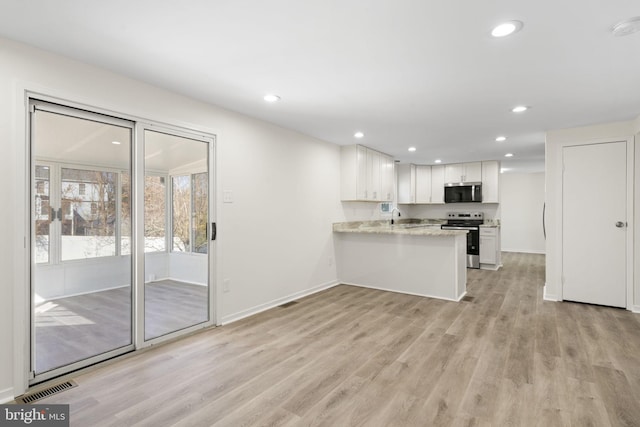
440,225 -> 480,268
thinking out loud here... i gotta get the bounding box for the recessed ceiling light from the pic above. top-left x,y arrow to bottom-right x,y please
408,147 -> 417,152
354,131 -> 364,138
505,153 -> 514,157
111,141 -> 121,145
511,105 -> 528,113
495,136 -> 507,142
491,21 -> 523,38
434,159 -> 442,163
263,94 -> 280,103
611,17 -> 640,37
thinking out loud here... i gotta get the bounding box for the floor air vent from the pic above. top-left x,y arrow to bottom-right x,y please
279,301 -> 299,308
17,380 -> 78,404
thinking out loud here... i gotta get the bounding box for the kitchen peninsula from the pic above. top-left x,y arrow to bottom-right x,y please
333,221 -> 468,301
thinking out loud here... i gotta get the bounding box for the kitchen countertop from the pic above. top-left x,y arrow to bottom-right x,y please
333,220 -> 467,237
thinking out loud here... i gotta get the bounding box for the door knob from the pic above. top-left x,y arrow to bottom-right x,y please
615,221 -> 626,228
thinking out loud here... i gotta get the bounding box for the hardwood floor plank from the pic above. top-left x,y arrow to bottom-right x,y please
592,365 -> 640,427
31,253 -> 640,427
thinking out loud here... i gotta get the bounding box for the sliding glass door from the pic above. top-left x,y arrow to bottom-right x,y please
143,129 -> 210,340
30,101 -> 134,380
29,100 -> 215,384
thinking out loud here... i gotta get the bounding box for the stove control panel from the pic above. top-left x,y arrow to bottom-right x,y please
446,212 -> 483,220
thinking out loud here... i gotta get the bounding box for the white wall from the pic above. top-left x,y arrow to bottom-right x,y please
499,172 -> 545,253
545,120 -> 638,310
1,37 -> 344,400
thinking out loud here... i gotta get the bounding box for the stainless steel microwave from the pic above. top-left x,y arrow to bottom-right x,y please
444,182 -> 482,203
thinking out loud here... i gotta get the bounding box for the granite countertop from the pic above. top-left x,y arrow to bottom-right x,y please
333,220 -> 467,237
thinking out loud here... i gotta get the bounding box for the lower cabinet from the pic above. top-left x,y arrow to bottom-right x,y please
480,227 -> 501,270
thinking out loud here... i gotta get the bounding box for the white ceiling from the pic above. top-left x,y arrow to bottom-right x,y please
35,110 -> 207,172
3,0 -> 640,173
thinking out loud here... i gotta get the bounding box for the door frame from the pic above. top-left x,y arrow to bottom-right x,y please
28,100 -> 138,384
550,136 -> 634,309
15,89 -> 220,396
134,123 -> 217,350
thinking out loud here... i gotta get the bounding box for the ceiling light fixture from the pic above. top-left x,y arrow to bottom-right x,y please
491,21 -> 523,38
111,141 -> 121,145
354,131 -> 364,138
408,147 -> 417,152
505,153 -> 514,157
611,16 -> 640,37
511,105 -> 528,113
263,94 -> 280,103
434,159 -> 442,163
495,136 -> 507,142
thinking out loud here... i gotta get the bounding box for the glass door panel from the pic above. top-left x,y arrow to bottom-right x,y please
31,104 -> 134,379
144,130 -> 209,341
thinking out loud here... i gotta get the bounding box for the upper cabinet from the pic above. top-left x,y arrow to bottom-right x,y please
398,160 -> 499,204
380,154 -> 395,201
430,165 -> 446,203
444,162 -> 482,183
341,145 -> 394,202
415,165 -> 432,203
397,163 -> 416,204
481,160 -> 500,203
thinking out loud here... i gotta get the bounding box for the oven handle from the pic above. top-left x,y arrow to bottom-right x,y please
441,226 -> 477,230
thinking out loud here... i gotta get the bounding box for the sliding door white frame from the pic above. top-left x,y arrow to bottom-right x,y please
17,92 -> 218,392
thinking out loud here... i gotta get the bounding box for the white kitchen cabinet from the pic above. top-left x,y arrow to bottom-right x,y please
481,160 -> 500,203
415,165 -> 432,203
480,227 -> 502,270
380,154 -> 395,201
397,163 -> 416,204
341,145 -> 393,201
445,162 -> 482,183
430,165 -> 445,203
367,149 -> 381,201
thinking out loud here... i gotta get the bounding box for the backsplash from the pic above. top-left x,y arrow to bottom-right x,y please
341,201 -> 500,223
407,203 -> 500,221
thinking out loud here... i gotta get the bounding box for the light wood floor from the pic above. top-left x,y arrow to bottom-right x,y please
35,280 -> 208,373
37,253 -> 640,426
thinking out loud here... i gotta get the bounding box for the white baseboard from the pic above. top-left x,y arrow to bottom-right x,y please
221,280 -> 340,325
41,284 -> 129,302
632,305 -> 640,314
341,281 -> 465,302
502,248 -> 546,254
543,284 -> 558,301
0,387 -> 14,404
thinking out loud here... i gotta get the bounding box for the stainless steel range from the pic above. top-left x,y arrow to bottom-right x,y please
441,212 -> 483,269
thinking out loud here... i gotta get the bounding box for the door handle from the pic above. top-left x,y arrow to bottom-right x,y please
615,221 -> 626,228
211,222 -> 217,240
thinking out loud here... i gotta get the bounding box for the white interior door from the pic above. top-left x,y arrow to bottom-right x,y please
562,141 -> 627,307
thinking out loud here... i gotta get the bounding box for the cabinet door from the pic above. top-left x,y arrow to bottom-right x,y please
380,155 -> 395,201
481,161 -> 500,203
397,164 -> 416,204
464,162 -> 482,182
367,149 -> 381,201
480,236 -> 496,264
415,165 -> 431,203
380,154 -> 393,202
430,165 -> 445,203
356,145 -> 368,200
445,163 -> 463,183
